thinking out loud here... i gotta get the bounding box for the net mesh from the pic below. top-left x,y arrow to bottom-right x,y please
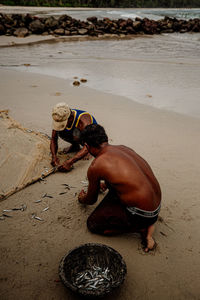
0,110 -> 53,200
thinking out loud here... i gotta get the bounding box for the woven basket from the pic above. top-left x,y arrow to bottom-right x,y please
59,243 -> 127,298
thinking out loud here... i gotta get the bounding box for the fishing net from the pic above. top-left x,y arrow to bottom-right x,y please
0,110 -> 54,200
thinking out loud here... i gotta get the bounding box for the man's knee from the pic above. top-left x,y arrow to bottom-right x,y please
87,215 -> 101,234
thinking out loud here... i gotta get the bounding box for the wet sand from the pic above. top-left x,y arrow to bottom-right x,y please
0,66 -> 200,299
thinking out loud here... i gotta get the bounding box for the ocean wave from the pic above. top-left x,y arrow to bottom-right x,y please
32,8 -> 200,21
121,13 -> 141,19
107,10 -> 122,15
144,9 -> 200,20
107,8 -> 200,21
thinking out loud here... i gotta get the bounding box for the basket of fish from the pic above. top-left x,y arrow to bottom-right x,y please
59,243 -> 127,298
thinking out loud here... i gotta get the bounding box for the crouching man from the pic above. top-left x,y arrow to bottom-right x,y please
78,124 -> 161,252
50,102 -> 97,171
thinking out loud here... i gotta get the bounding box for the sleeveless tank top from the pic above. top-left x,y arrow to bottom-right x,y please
58,109 -> 97,143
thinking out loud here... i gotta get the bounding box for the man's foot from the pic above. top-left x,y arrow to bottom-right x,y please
140,224 -> 156,253
144,237 -> 156,252
99,182 -> 107,193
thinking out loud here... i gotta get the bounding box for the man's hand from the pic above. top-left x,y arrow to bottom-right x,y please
100,181 -> 107,192
58,159 -> 73,172
83,153 -> 92,160
78,189 -> 87,204
51,156 -> 60,167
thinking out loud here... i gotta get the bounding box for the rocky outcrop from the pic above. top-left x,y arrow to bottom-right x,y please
13,27 -> 29,37
0,13 -> 199,37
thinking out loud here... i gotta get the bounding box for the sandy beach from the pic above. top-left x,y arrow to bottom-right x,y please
1,67 -> 200,299
1,7 -> 200,299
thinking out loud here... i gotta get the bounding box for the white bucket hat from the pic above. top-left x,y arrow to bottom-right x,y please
52,102 -> 71,131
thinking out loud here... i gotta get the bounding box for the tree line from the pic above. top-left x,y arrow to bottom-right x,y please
0,0 -> 199,8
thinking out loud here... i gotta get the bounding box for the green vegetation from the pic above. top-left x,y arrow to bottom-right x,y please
0,0 -> 199,7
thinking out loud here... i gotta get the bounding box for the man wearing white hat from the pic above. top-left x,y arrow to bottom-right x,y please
51,102 -> 97,171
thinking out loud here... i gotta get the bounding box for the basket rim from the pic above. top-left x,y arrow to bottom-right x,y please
59,243 -> 127,297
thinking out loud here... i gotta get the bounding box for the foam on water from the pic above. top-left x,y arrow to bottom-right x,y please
35,8 -> 200,21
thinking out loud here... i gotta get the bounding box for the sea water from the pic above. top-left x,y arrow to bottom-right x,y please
0,8 -> 200,118
37,7 -> 200,21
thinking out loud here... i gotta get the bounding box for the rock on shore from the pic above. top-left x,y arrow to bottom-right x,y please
0,13 -> 199,37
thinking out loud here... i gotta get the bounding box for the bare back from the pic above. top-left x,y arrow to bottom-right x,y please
89,144 -> 161,210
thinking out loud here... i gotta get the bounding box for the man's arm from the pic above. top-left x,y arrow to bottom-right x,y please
59,144 -> 89,171
50,130 -> 60,166
59,114 -> 93,171
68,113 -> 93,162
78,164 -> 100,205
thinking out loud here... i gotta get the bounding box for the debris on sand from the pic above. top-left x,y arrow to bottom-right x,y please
73,80 -> 80,86
80,78 -> 87,83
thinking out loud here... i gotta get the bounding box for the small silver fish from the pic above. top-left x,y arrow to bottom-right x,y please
4,204 -> 27,212
34,200 -> 42,203
81,181 -> 88,185
2,213 -> 12,218
59,192 -> 67,195
42,207 -> 49,212
32,214 -> 43,221
21,204 -> 27,211
73,266 -> 113,290
34,216 -> 43,221
42,193 -> 53,198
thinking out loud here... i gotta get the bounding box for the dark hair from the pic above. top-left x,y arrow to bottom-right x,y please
81,124 -> 108,148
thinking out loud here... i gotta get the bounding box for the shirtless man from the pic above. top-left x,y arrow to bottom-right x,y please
78,124 -> 161,252
50,102 -> 97,171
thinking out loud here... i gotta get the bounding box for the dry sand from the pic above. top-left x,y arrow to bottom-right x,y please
0,53 -> 200,299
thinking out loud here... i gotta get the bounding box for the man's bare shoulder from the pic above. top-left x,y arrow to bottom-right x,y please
117,144 -> 135,152
89,155 -> 104,170
88,152 -> 110,176
101,144 -> 136,157
87,157 -> 101,179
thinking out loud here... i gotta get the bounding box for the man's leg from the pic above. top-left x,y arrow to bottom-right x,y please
139,220 -> 157,252
87,191 -> 131,235
87,191 -> 158,251
128,213 -> 158,252
143,224 -> 156,252
63,143 -> 80,154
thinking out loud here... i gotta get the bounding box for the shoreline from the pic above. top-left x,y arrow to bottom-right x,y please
1,68 -> 200,128
1,25 -> 200,120
1,33 -> 200,120
0,33 -> 147,48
